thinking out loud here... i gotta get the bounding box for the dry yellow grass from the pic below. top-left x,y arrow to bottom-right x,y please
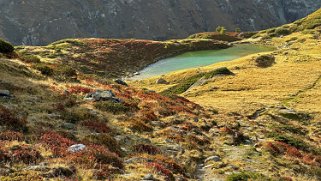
131,32 -> 321,117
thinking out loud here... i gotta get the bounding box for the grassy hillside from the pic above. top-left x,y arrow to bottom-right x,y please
132,8 -> 321,181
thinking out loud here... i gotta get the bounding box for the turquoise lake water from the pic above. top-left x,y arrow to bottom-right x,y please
132,44 -> 274,79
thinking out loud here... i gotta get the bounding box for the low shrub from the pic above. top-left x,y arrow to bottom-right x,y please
35,65 -> 54,76
9,145 -> 43,164
67,85 -> 93,94
40,131 -> 75,156
0,39 -> 14,54
69,144 -> 123,169
0,131 -> 24,141
146,162 -> 174,181
95,101 -> 130,114
255,55 -> 275,68
133,144 -> 161,155
128,119 -> 153,132
81,120 -> 110,133
226,171 -> 270,181
267,133 -> 309,152
82,134 -> 122,155
0,105 -> 27,132
20,54 -> 41,63
275,27 -> 291,36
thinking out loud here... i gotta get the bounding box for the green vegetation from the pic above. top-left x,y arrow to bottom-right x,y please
0,39 -> 14,54
267,132 -> 308,151
226,171 -> 270,181
95,101 -> 130,114
34,64 -> 54,76
216,26 -> 227,35
162,67 -> 234,95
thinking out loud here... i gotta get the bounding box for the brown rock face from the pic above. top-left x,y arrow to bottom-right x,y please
0,0 -> 320,45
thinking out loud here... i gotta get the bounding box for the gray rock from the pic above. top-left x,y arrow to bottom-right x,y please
67,144 -> 86,153
84,90 -> 121,102
61,123 -> 76,130
156,78 -> 169,84
114,79 -> 128,86
142,174 -> 154,181
0,90 -> 11,97
205,155 -> 221,162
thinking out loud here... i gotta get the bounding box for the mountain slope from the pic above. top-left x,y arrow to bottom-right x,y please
0,0 -> 321,45
133,9 -> 321,180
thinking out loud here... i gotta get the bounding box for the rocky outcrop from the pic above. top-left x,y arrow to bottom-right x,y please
0,0 -> 320,45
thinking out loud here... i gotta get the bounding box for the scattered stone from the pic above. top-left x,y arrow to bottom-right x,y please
68,144 -> 86,153
205,155 -> 221,162
255,54 -> 276,68
25,164 -> 50,172
114,79 -> 128,86
278,108 -> 311,121
134,72 -> 140,76
142,174 -> 155,181
44,166 -> 76,178
0,90 -> 11,98
61,123 -> 76,130
84,90 -> 121,102
156,78 -> 169,84
0,166 -> 14,176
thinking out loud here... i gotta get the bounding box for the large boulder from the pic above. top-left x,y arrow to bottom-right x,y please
114,79 -> 128,86
0,90 -> 11,98
156,78 -> 169,84
84,90 -> 121,102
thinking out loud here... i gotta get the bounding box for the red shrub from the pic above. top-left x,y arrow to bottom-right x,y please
133,144 -> 161,155
81,120 -> 110,133
10,145 -> 43,164
146,162 -> 174,181
67,85 -> 93,94
138,110 -> 158,122
0,131 -> 24,141
264,142 -> 282,155
68,144 -> 123,169
40,131 -> 75,156
286,147 -> 302,158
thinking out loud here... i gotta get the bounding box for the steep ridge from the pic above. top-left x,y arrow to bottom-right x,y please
0,0 -> 321,45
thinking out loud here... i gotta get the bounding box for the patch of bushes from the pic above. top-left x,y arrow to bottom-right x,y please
133,144 -> 161,155
82,134 -> 122,156
255,55 -> 275,68
81,120 -> 110,133
40,131 -> 75,156
0,39 -> 14,54
267,132 -> 308,151
35,64 -> 54,76
20,54 -> 41,63
0,105 -> 27,132
146,162 -> 175,181
9,145 -> 43,164
226,171 -> 270,181
68,144 -> 123,169
95,101 -> 130,114
128,119 -> 153,132
0,131 -> 24,141
275,27 -> 291,36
